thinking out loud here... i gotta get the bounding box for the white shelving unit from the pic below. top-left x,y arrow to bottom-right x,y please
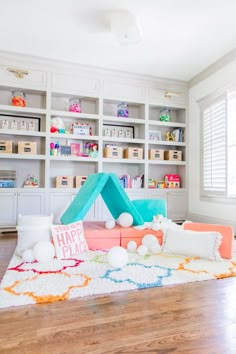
0,58 -> 187,226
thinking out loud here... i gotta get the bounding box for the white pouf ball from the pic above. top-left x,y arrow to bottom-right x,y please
127,240 -> 137,252
107,246 -> 128,268
137,245 -> 148,257
150,243 -> 161,254
33,241 -> 55,263
105,219 -> 116,229
151,223 -> 161,231
142,234 -> 158,250
117,212 -> 133,228
22,249 -> 35,262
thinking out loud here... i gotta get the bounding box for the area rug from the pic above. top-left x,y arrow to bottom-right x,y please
0,250 -> 236,309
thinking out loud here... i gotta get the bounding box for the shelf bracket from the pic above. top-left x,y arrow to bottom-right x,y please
7,67 -> 29,79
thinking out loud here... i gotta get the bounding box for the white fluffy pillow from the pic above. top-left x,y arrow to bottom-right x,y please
162,228 -> 222,261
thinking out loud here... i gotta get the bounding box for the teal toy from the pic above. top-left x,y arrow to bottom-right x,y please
61,173 -> 144,226
131,199 -> 167,222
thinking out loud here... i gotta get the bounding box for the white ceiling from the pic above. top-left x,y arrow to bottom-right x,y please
1,0 -> 236,81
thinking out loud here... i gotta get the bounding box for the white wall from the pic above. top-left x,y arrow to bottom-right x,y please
188,59 -> 236,230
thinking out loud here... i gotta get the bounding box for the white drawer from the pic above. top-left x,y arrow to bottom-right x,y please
149,88 -> 186,107
0,65 -> 47,88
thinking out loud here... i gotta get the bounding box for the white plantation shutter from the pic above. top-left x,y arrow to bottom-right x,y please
201,95 -> 227,196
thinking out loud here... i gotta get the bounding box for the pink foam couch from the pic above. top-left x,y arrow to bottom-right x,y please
83,222 -> 163,250
183,222 -> 234,259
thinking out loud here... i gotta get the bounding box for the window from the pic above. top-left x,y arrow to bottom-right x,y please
200,88 -> 236,198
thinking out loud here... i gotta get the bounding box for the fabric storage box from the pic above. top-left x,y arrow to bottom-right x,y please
18,141 -> 37,154
75,176 -> 87,188
120,228 -> 163,248
83,222 -> 120,249
164,150 -> 182,161
103,146 -> 123,158
149,149 -> 164,160
0,140 -> 13,153
56,176 -> 74,188
124,147 -> 143,159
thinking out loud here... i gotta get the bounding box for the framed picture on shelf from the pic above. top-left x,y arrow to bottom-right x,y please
0,114 -> 40,132
103,124 -> 134,139
149,130 -> 162,141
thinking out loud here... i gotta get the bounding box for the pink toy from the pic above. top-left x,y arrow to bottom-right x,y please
164,174 -> 180,188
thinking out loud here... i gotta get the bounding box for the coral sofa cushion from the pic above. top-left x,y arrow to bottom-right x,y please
162,228 -> 222,261
183,222 -> 234,259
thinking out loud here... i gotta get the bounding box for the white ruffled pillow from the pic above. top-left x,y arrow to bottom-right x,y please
162,228 -> 222,261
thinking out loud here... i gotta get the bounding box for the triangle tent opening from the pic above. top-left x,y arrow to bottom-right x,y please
60,173 -> 144,226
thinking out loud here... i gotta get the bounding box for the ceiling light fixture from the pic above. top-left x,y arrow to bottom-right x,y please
110,10 -> 142,45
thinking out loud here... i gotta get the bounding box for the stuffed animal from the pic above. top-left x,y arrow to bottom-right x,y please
50,117 -> 65,133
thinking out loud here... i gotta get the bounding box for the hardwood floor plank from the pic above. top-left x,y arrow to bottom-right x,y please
0,237 -> 236,354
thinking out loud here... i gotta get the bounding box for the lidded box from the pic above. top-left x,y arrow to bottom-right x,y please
12,90 -> 26,107
117,102 -> 129,118
69,97 -> 81,113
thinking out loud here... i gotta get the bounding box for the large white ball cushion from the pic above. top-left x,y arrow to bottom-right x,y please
142,234 -> 159,250
22,249 -> 35,262
117,213 -> 133,228
127,240 -> 137,252
16,214 -> 53,257
33,241 -> 55,263
105,219 -> 116,229
162,228 -> 222,261
137,245 -> 148,256
107,246 -> 128,268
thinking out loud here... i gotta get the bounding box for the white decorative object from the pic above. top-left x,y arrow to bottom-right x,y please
150,243 -> 161,254
117,212 -> 133,228
16,214 -> 53,256
127,240 -> 137,252
105,219 -> 116,229
107,246 -> 128,268
137,245 -> 148,257
22,249 -> 35,262
142,234 -> 159,250
51,221 -> 88,259
33,241 -> 55,263
162,228 -> 222,261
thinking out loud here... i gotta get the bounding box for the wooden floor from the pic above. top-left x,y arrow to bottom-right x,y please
0,235 -> 236,354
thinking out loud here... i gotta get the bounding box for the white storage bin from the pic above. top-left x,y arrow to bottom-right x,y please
16,214 -> 53,256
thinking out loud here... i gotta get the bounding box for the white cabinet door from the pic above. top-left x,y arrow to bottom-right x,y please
17,193 -> 45,217
0,192 -> 17,226
49,193 -> 74,224
167,191 -> 186,221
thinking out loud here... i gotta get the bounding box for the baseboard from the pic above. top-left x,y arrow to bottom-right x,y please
187,213 -> 236,232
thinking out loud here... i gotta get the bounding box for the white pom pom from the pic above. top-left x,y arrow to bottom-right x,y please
117,212 -> 133,228
127,240 -> 137,252
33,241 -> 55,263
142,234 -> 158,250
137,245 -> 148,256
151,223 -> 161,231
105,219 -> 115,229
107,246 -> 128,268
22,249 -> 35,262
150,243 -> 161,254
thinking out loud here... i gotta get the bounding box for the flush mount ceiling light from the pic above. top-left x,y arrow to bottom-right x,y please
110,10 -> 142,45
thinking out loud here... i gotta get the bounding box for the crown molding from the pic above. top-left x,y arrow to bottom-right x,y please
189,48 -> 236,88
0,50 -> 188,91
